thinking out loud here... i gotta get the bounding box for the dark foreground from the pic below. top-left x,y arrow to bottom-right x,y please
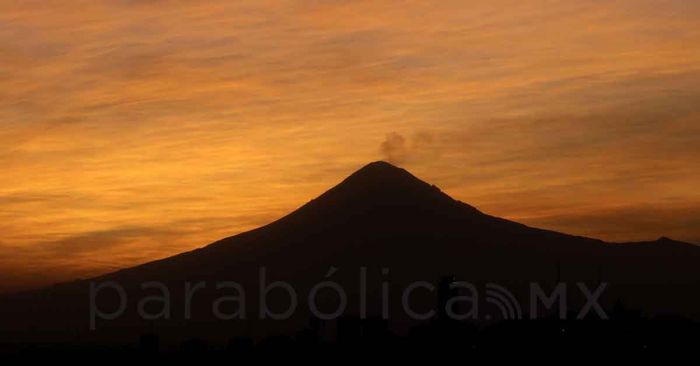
2,315 -> 698,359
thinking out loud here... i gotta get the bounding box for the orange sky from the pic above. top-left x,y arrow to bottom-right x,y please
1,0 -> 699,292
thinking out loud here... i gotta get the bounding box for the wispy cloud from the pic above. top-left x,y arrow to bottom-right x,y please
1,0 -> 699,290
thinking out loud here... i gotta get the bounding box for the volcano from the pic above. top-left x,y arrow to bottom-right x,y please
1,161 -> 699,345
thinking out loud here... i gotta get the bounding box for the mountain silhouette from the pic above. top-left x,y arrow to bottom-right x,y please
1,161 -> 699,347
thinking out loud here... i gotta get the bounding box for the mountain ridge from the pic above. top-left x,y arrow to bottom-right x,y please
1,161 -> 699,345
4,161 -> 697,296
80,161 -> 697,287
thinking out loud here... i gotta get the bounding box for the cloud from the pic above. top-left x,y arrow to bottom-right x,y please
1,0 -> 700,290
379,130 -> 447,166
379,132 -> 407,164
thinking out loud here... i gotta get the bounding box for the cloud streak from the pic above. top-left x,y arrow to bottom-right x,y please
0,0 -> 699,290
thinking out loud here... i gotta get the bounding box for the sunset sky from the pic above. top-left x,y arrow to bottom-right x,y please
1,0 -> 699,292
